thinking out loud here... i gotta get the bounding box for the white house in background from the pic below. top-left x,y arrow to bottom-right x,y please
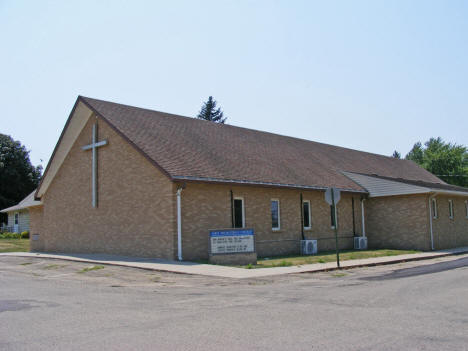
0,191 -> 42,233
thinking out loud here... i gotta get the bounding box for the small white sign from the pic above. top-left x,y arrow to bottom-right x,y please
325,187 -> 341,205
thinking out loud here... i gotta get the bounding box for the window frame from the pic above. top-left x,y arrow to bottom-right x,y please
448,199 -> 454,219
14,212 -> 19,225
271,199 -> 280,231
431,198 -> 438,219
303,200 -> 311,230
233,197 -> 245,228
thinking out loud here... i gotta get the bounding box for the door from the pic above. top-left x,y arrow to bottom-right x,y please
14,212 -> 19,233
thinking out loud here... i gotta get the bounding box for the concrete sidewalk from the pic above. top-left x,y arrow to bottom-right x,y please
2,247 -> 468,279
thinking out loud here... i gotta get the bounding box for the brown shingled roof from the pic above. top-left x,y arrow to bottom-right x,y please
80,96 -> 445,193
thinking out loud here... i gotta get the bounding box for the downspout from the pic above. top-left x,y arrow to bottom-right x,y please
177,187 -> 184,261
360,198 -> 366,238
230,190 -> 234,228
300,193 -> 305,240
428,194 -> 435,251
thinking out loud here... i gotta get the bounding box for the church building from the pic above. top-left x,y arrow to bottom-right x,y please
29,96 -> 468,260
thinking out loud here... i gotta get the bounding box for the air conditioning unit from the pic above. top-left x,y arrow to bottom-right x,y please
301,239 -> 318,255
354,236 -> 368,250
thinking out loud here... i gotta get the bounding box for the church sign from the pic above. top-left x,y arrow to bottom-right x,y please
209,228 -> 257,265
209,228 -> 255,254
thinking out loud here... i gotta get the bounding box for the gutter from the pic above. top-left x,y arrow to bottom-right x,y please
427,188 -> 468,197
172,175 -> 368,194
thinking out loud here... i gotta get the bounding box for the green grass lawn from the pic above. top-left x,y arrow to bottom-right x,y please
0,238 -> 30,253
243,249 -> 421,269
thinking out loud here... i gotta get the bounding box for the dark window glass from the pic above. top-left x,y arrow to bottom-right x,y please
303,202 -> 310,228
14,213 -> 19,225
271,200 -> 279,229
234,199 -> 243,228
330,205 -> 336,228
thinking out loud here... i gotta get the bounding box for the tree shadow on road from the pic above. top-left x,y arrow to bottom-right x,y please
361,257 -> 468,281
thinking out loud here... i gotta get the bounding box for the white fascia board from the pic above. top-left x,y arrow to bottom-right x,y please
36,102 -> 93,198
429,189 -> 468,197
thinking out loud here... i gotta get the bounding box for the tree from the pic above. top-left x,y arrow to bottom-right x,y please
392,150 -> 401,159
406,142 -> 424,164
405,137 -> 468,187
197,96 -> 226,123
0,134 -> 42,222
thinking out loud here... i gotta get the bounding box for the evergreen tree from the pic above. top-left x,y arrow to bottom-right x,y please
392,150 -> 401,159
405,142 -> 424,164
197,96 -> 226,123
0,134 -> 42,223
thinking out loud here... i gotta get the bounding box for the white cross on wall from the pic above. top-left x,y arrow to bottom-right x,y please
82,123 -> 108,207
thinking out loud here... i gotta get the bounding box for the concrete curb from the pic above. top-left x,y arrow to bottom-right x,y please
296,250 -> 468,274
1,248 -> 468,278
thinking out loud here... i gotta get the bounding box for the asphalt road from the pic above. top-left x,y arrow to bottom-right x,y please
1,255 -> 468,351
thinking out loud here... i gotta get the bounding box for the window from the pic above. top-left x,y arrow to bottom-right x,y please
303,200 -> 311,229
271,199 -> 280,230
233,198 -> 244,228
431,198 -> 438,219
330,205 -> 337,229
465,201 -> 468,219
448,200 -> 454,219
14,213 -> 19,225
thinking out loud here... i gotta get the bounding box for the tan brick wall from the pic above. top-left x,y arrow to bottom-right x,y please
37,115 -> 175,259
431,195 -> 468,249
180,183 -> 363,260
29,206 -> 44,251
365,194 -> 432,251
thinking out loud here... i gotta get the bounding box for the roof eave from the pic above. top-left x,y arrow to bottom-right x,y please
35,97 -> 83,200
172,175 -> 368,194
0,203 -> 42,213
429,189 -> 468,197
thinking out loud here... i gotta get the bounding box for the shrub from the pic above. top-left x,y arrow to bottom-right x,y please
0,232 -> 22,239
21,231 -> 29,239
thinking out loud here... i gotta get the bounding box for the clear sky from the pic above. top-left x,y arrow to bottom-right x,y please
1,0 -> 467,168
